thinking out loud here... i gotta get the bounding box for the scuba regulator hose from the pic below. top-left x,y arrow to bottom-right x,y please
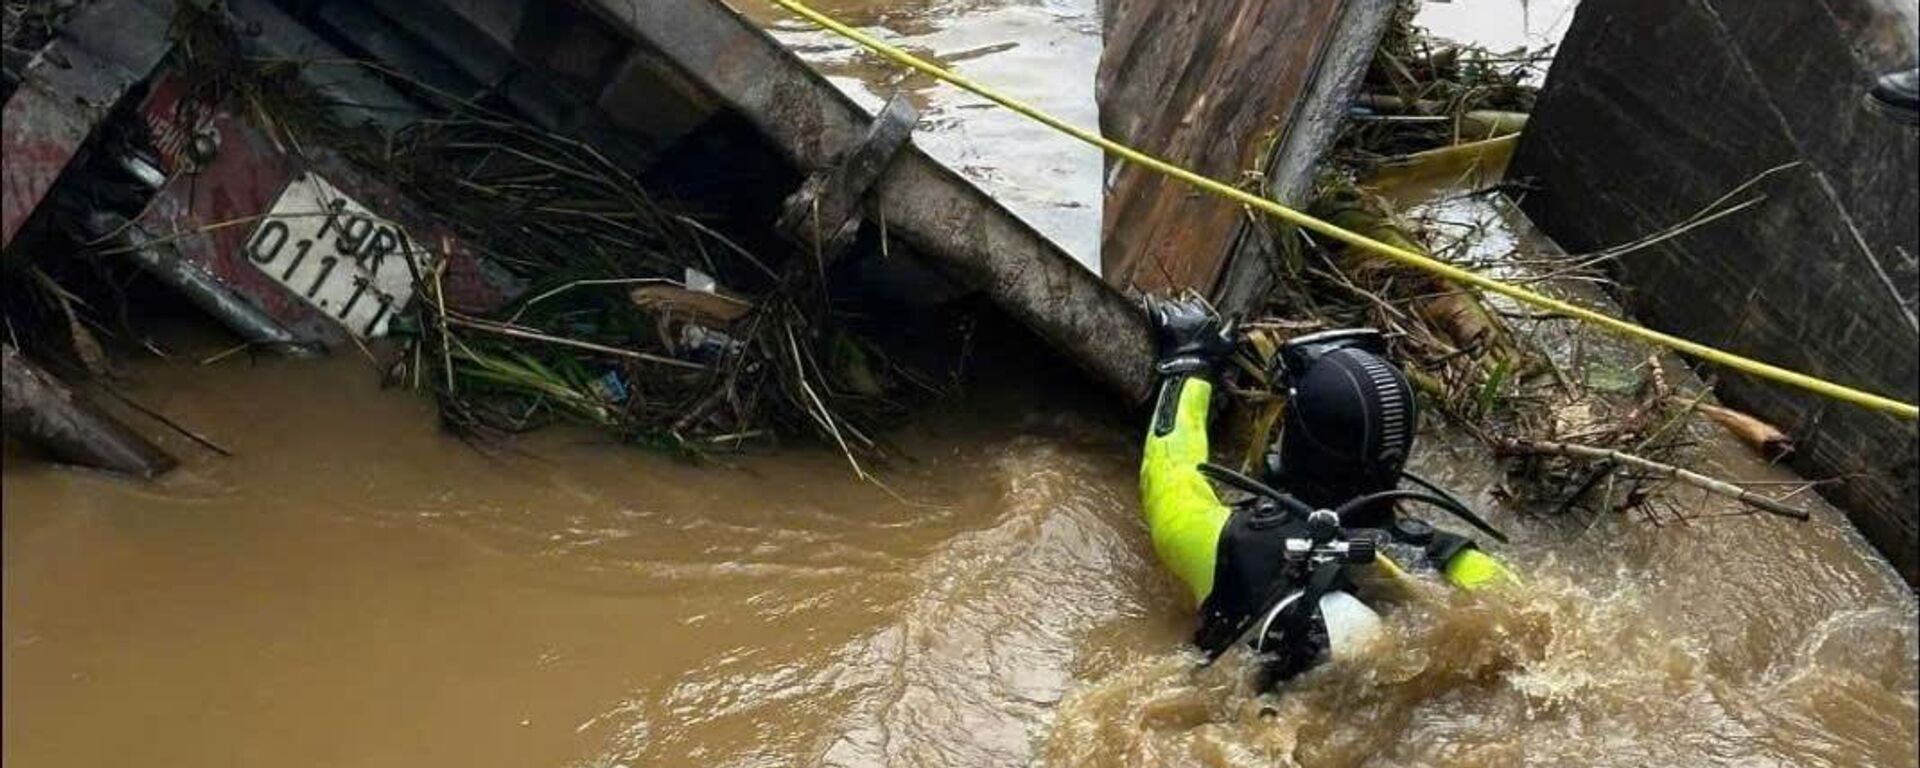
1398,472 -> 1509,544
1198,462 -> 1508,544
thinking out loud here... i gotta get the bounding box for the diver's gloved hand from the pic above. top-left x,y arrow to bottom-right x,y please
1145,294 -> 1236,378
1442,548 -> 1517,589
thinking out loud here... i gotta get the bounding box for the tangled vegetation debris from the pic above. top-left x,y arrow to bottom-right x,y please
1227,6 -> 1813,527
9,5 -> 950,474
1333,1 -> 1548,165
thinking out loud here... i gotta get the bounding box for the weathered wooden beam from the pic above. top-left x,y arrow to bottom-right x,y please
2,344 -> 176,478
580,0 -> 1155,404
1096,0 -> 1395,310
1215,0 -> 1397,315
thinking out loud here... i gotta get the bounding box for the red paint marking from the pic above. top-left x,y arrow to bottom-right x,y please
2,91 -> 98,248
128,93 -> 521,344
138,74 -> 218,175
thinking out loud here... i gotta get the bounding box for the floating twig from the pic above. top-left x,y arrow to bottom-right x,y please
95,383 -> 234,457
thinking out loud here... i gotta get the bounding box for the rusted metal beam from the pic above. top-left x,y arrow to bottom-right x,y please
581,0 -> 1154,403
304,0 -> 661,169
776,92 -> 917,262
221,0 -> 424,134
91,212 -> 317,352
2,344 -> 177,478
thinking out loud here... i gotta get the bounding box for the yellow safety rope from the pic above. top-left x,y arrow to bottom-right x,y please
771,0 -> 1918,421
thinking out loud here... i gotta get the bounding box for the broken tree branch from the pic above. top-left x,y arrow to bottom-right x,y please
1495,437 -> 1811,522
1684,399 -> 1795,461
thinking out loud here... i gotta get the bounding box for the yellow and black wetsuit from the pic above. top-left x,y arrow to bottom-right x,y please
1141,375 -> 1512,653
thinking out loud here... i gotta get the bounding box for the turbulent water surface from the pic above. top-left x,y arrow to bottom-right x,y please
5,1 -> 1918,767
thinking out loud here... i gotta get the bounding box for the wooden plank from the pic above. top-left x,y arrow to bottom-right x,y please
1096,0 -> 1370,299
776,93 -> 919,261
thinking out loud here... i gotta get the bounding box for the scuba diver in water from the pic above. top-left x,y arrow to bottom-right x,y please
1138,294 -> 1516,688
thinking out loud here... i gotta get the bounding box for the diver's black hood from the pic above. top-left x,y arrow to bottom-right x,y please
1267,347 -> 1416,523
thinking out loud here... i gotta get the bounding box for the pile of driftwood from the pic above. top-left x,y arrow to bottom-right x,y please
203,25 -> 933,468
365,112 -> 930,466
1241,193 -> 1811,526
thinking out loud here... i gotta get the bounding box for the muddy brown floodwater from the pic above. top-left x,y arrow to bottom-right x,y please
6,1 -> 1919,767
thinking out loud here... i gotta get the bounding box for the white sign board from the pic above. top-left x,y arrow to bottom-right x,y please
242,173 -> 427,337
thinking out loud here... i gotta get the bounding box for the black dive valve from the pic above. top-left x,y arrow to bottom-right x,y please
1285,509 -> 1379,566
1282,536 -> 1379,565
1307,509 -> 1341,542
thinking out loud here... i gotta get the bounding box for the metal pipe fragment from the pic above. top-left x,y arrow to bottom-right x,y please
99,215 -> 317,354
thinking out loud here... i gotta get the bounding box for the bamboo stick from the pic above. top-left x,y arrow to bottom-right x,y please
444,316 -> 705,371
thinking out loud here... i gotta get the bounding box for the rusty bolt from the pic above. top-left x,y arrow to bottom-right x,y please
187,129 -> 222,165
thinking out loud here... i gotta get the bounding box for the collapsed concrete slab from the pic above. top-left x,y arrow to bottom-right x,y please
580,0 -> 1155,404
1510,0 -> 1920,582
